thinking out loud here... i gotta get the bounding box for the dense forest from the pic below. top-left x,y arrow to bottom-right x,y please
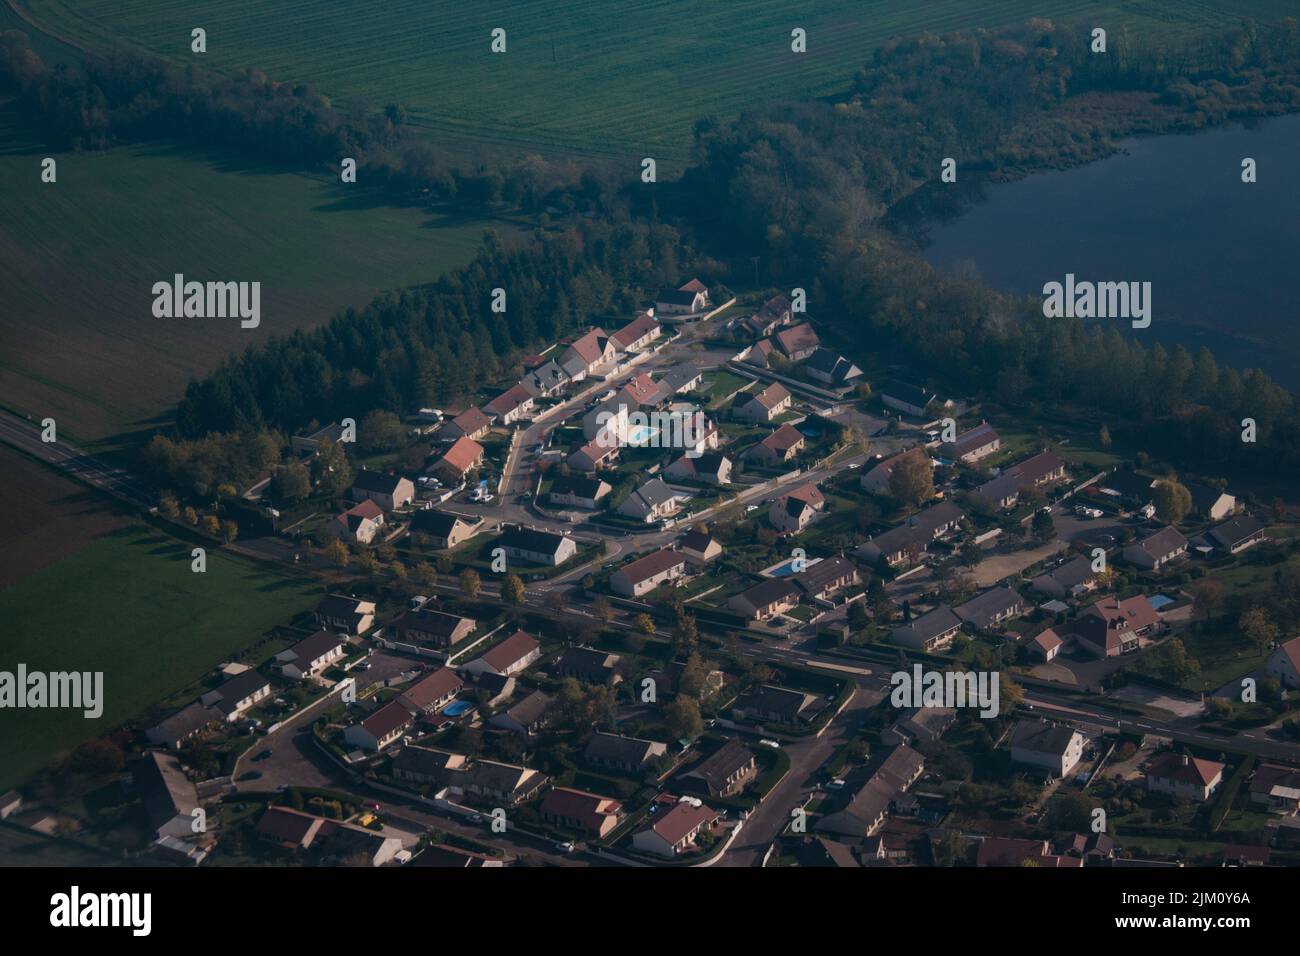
173,221 -> 698,438
4,18 -> 1300,479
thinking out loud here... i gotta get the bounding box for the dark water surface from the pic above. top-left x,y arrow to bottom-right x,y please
921,112 -> 1300,389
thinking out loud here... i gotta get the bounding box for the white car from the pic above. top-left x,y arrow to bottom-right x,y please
758,739 -> 781,750
745,504 -> 760,513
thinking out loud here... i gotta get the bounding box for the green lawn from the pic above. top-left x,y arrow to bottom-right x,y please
0,525 -> 322,789
18,0 -> 1297,170
0,106 -> 519,449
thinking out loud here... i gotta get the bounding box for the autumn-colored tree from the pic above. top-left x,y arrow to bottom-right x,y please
459,569 -> 481,600
888,452 -> 933,508
1152,479 -> 1192,525
501,573 -> 526,605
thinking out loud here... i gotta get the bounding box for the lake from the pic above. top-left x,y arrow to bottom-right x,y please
919,112 -> 1300,389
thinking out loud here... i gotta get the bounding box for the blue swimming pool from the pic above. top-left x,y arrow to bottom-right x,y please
442,700 -> 474,717
1148,595 -> 1175,610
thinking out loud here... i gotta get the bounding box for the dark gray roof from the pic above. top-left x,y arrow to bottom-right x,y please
682,739 -> 754,791
351,470 -> 408,495
1008,719 -> 1078,757
501,526 -> 571,555
954,586 -> 1024,630
1209,514 -> 1265,549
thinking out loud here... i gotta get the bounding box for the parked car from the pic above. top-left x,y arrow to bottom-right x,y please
555,841 -> 576,854
253,749 -> 273,762
758,739 -> 781,749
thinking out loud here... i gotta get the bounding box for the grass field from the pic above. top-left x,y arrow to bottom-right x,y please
15,0 -> 1298,169
0,446 -> 131,590
0,524 -> 322,789
0,105 -> 518,449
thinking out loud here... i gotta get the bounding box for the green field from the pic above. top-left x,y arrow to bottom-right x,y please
16,0 -> 1297,169
0,525 -> 321,789
0,107 -> 517,448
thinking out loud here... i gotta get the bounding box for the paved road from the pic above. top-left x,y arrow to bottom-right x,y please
718,685 -> 877,866
0,410 -> 154,508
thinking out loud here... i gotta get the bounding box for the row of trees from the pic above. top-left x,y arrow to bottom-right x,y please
0,31 -> 632,217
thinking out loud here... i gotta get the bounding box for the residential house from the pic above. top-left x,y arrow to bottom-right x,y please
548,474 -> 611,509
859,446 -> 932,495
256,806 -> 325,851
1208,514 -> 1266,555
482,383 -> 535,425
1007,720 -> 1085,777
678,529 -> 723,566
541,787 -> 623,838
441,407 -> 493,442
276,630 -> 347,681
146,701 -> 222,749
554,647 -> 624,686
745,423 -> 805,464
314,594 -> 377,636
397,668 -> 464,715
739,338 -> 778,367
1188,482 -> 1236,521
655,287 -> 709,317
1029,627 -> 1066,663
584,732 -> 668,774
133,752 -> 201,842
499,526 -> 578,566
350,470 -> 416,512
1146,752 -> 1225,802
610,548 -> 687,598
880,381 -> 939,418
199,670 -> 271,722
954,586 -> 1026,634
737,381 -> 793,422
519,359 -> 570,399
728,578 -> 802,622
739,293 -> 792,338
1074,595 -> 1159,658
568,436 -> 620,473
679,740 -> 757,799
855,501 -> 964,567
618,478 -> 683,524
804,348 -> 863,387
1248,763 -> 1300,814
460,630 -> 541,678
975,837 -> 1081,868
1265,636 -> 1300,689
410,844 -> 504,868
391,743 -> 468,786
792,556 -> 861,603
315,820 -> 404,867
334,499 -> 384,544
973,452 -> 1067,510
344,701 -> 416,752
773,322 -> 820,361
610,311 -> 662,353
488,690 -> 554,736
816,746 -> 925,838
938,421 -> 1001,464
410,509 -> 483,549
883,708 -> 956,748
632,801 -> 720,858
291,422 -> 345,457
890,606 -> 963,652
396,607 -> 476,648
559,328 -> 616,381
431,436 -> 485,484
1099,469 -> 1156,508
1123,526 -> 1189,571
459,759 -> 549,806
736,685 -> 821,726
666,451 -> 732,486
769,482 -> 825,534
1030,555 -> 1100,601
